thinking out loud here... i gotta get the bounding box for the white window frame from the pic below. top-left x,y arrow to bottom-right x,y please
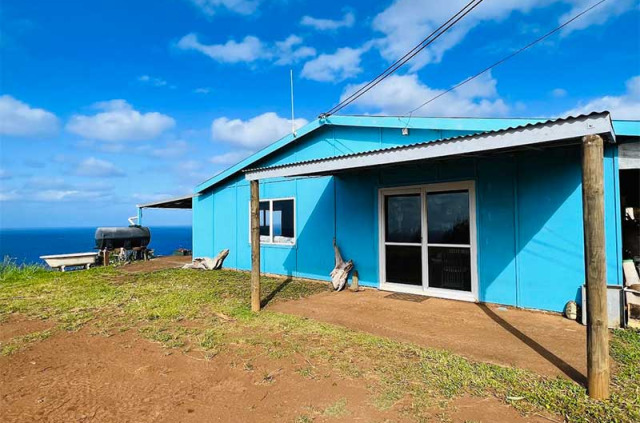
249,197 -> 296,245
378,181 -> 478,302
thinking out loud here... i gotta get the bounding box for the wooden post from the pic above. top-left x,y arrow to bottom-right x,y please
250,180 -> 261,312
350,270 -> 359,292
102,249 -> 110,266
582,134 -> 609,400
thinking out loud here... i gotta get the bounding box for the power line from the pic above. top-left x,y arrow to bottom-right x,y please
321,0 -> 485,118
406,0 -> 609,116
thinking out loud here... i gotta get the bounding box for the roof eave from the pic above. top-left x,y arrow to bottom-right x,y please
244,112 -> 615,181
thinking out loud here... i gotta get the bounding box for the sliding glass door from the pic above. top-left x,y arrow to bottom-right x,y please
380,181 -> 477,301
383,193 -> 422,285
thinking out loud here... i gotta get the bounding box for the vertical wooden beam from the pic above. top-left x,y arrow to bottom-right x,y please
582,134 -> 609,400
250,180 -> 261,312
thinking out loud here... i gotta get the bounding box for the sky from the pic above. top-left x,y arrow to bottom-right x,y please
0,0 -> 639,228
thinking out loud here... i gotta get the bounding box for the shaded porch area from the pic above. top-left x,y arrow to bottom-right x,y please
271,289 -> 586,383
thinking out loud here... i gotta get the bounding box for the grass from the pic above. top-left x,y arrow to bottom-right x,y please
1,263 -> 639,422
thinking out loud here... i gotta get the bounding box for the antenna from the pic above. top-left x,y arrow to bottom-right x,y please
290,69 -> 297,137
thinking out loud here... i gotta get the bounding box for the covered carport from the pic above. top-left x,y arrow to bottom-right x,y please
135,194 -> 194,226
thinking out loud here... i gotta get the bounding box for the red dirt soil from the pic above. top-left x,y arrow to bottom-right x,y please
0,324 -> 553,423
1,327 -> 409,423
271,289 -> 587,383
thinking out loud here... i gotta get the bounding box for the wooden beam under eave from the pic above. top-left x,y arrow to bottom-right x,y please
250,179 -> 261,312
581,134 -> 610,400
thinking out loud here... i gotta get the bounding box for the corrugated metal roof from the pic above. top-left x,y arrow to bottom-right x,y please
196,112 -> 636,192
244,111 -> 614,180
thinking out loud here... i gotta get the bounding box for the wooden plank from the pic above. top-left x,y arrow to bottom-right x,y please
582,134 -> 610,399
250,180 -> 261,312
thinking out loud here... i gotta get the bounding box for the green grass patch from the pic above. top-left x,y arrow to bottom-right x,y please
1,266 -> 638,422
1,329 -> 53,356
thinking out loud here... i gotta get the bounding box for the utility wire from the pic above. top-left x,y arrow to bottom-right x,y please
406,0 -> 609,116
322,0 -> 485,118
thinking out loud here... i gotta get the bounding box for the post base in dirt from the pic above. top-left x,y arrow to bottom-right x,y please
582,134 -> 610,400
250,180 -> 261,312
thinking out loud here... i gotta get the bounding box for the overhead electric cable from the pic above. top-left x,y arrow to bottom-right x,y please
406,0 -> 609,116
321,0 -> 485,118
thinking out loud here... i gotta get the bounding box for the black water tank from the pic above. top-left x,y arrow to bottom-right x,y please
95,226 -> 151,250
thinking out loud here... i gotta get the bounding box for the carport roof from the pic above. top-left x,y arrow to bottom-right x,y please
137,194 -> 193,209
243,111 -> 615,180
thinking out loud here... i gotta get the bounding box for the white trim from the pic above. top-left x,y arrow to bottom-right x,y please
248,196 -> 297,246
378,181 -> 479,302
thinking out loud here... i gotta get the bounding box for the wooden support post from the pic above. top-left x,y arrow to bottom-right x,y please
582,134 -> 609,400
350,270 -> 359,292
102,249 -> 110,267
250,180 -> 261,312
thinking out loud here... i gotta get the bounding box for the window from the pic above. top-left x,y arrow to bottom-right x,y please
253,198 -> 295,245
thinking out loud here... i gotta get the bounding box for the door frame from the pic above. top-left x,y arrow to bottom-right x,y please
378,180 -> 479,302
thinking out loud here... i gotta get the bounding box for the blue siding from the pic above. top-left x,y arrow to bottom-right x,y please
516,149 -> 585,311
335,172 -> 378,287
191,123 -> 626,313
192,191 -> 214,258
476,157 -> 518,306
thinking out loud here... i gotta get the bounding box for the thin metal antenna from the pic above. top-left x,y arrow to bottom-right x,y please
290,69 -> 297,137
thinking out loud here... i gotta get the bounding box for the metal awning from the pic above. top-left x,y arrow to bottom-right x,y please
244,112 -> 615,181
137,194 -> 193,209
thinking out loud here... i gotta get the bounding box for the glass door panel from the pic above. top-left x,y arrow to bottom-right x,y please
384,194 -> 422,285
426,190 -> 471,292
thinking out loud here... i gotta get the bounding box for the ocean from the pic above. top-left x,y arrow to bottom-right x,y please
0,226 -> 192,265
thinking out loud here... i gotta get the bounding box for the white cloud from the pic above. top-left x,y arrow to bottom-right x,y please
75,157 -> 126,177
559,0 -> 637,35
66,100 -> 175,142
188,0 -> 260,16
301,45 -> 369,82
564,75 -> 640,120
300,12 -> 355,31
0,95 -> 59,137
372,0 -> 637,71
139,140 -> 189,158
138,75 -> 168,87
210,150 -> 253,165
212,112 -> 308,148
274,35 -> 316,65
194,87 -> 212,94
551,88 -> 568,98
340,72 -> 509,117
0,190 -> 20,201
177,33 -> 315,66
1,178 -> 115,202
177,33 -> 266,64
0,168 -> 12,180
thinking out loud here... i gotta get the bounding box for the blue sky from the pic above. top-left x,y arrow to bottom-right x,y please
1,0 -> 638,228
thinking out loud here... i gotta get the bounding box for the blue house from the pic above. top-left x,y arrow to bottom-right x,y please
139,112 -> 640,313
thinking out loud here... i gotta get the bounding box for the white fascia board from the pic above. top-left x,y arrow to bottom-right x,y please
245,113 -> 614,181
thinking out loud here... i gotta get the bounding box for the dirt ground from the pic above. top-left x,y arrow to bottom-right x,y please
271,289 -> 587,383
0,323 -> 551,423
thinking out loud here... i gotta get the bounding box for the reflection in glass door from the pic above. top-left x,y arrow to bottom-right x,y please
380,182 -> 476,300
384,193 -> 422,285
426,190 -> 472,292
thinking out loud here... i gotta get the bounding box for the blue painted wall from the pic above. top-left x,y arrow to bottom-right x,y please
193,124 -> 623,313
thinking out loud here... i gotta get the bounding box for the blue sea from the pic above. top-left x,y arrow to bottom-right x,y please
0,226 -> 192,265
